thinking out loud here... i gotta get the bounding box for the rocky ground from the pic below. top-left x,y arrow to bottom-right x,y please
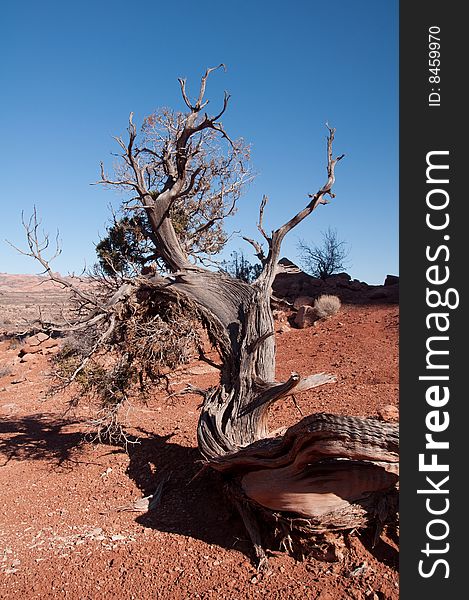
0,279 -> 399,600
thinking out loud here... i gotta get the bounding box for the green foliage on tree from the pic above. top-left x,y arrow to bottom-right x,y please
95,214 -> 157,277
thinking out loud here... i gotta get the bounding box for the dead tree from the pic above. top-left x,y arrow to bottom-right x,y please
24,66 -> 398,567
298,227 -> 350,280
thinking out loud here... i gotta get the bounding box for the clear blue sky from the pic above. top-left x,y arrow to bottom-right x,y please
0,0 -> 398,285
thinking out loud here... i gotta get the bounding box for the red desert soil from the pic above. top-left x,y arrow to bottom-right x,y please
0,304 -> 399,599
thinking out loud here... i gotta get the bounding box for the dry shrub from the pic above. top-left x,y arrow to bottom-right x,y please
51,292 -> 202,446
313,294 -> 341,319
7,338 -> 20,350
0,365 -> 12,378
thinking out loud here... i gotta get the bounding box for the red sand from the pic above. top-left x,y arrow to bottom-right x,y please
0,304 -> 398,599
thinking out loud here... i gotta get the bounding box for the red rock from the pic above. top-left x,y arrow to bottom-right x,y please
41,338 -> 58,349
18,336 -> 58,357
19,344 -> 43,357
378,404 -> 399,421
294,305 -> 317,328
20,352 -> 38,363
44,346 -> 60,355
25,332 -> 49,346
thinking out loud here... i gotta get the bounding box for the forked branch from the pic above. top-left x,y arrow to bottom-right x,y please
8,208 -> 104,310
254,125 -> 344,285
276,125 -> 344,242
178,64 -> 226,112
240,372 -> 336,417
96,67 -> 245,274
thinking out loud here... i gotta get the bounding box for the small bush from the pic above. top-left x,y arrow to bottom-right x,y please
313,294 -> 341,319
7,338 -> 19,350
0,365 -> 12,378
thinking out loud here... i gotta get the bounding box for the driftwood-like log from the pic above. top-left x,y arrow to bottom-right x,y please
210,414 -> 398,531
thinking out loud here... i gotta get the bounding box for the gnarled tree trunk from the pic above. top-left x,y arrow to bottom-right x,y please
94,68 -> 399,567
143,263 -> 398,566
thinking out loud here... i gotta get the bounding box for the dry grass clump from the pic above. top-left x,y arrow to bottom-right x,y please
0,364 -> 12,378
313,294 -> 341,319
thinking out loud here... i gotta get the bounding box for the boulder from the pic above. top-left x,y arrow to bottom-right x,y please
18,334 -> 58,357
24,332 -> 50,347
277,323 -> 291,334
378,404 -> 399,422
20,353 -> 37,363
272,263 -> 398,305
44,345 -> 60,355
368,285 -> 399,302
294,305 -> 317,329
41,338 -> 58,349
18,344 -> 43,357
368,289 -> 388,300
336,280 -> 350,289
331,272 -> 351,281
348,280 -> 365,291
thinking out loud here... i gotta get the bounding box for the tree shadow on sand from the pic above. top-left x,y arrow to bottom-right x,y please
358,527 -> 399,570
125,428 -> 399,568
0,413 -> 89,467
0,416 -> 252,557
125,429 -> 252,556
0,416 -> 398,567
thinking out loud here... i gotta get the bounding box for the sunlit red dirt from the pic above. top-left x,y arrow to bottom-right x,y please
0,303 -> 398,599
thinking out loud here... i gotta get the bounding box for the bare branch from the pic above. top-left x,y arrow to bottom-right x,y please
212,90 -> 231,122
286,372 -> 337,395
257,195 -> 270,243
96,68 -> 251,272
239,372 -> 336,417
8,209 -> 104,310
276,125 -> 344,241
113,136 -> 128,152
238,373 -> 301,417
197,64 -> 226,109
243,237 -> 265,263
189,188 -> 238,240
95,161 -> 138,188
256,125 -> 344,286
59,315 -> 116,385
178,78 -> 193,110
177,64 -> 226,113
212,124 -> 234,147
177,166 -> 204,198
